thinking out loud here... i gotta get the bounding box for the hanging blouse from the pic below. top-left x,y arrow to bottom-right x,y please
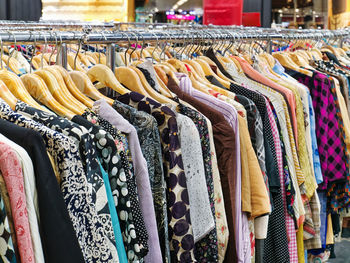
0,100 -> 113,263
112,100 -> 171,262
206,75 -> 268,194
117,91 -> 197,263
286,70 -> 349,188
173,110 -> 215,242
74,114 -> 149,261
0,142 -> 34,263
0,119 -> 84,263
176,102 -> 220,263
15,102 -> 119,260
93,99 -> 163,263
167,77 -> 237,262
0,134 -> 45,263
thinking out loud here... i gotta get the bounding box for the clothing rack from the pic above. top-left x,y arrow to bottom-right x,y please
0,24 -> 348,70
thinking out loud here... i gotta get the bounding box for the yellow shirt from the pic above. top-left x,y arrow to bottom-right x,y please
267,72 -> 317,199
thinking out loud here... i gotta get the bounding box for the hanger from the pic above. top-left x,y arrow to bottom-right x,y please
35,69 -> 85,114
69,70 -> 114,104
21,73 -> 75,119
51,38 -> 95,108
88,64 -> 130,95
129,65 -> 176,105
114,66 -> 150,95
37,40 -> 88,113
46,65 -> 94,108
0,35 -> 42,109
0,79 -> 17,110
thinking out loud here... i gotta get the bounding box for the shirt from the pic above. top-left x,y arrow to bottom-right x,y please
226,63 -> 305,224
15,102 -> 119,261
112,100 -> 171,262
116,91 -> 196,262
286,70 -> 348,188
0,142 -> 35,263
174,72 -> 245,263
167,76 -> 237,263
272,62 -> 323,185
174,110 -> 215,242
0,100 -> 113,263
94,99 -> 162,263
176,102 -> 220,262
0,119 -> 84,263
0,134 -> 45,263
75,114 -> 149,261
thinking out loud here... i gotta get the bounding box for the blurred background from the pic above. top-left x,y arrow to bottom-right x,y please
0,0 -> 348,29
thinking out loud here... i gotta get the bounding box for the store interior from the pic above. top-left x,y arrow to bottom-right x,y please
0,1 -> 348,263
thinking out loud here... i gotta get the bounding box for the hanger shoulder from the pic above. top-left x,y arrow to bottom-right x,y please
34,69 -> 84,115
70,70 -> 114,105
88,64 -> 129,95
53,65 -> 94,108
0,70 -> 41,108
21,74 -> 75,119
0,80 -> 17,110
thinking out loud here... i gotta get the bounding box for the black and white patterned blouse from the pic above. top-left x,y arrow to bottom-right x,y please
117,92 -> 197,263
75,113 -> 149,262
0,100 -> 113,263
15,101 -> 119,261
112,100 -> 171,263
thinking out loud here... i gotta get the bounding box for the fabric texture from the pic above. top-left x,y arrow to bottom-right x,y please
0,134 -> 45,263
0,181 -> 16,263
75,113 -> 149,261
167,76 -> 237,263
117,91 -> 197,262
0,142 -> 35,263
93,99 -> 162,263
15,101 -> 120,261
0,100 -> 112,263
0,118 -> 84,263
112,100 -> 171,262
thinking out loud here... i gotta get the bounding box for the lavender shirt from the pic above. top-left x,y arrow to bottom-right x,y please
175,73 -> 246,262
94,99 -> 162,263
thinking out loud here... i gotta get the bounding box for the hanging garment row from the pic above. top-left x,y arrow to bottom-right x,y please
0,25 -> 349,263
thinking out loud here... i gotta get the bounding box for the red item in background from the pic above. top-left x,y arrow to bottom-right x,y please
242,12 -> 261,27
203,0 -> 243,25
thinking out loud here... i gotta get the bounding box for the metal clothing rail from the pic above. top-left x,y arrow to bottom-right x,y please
0,25 -> 348,70
0,28 -> 348,44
